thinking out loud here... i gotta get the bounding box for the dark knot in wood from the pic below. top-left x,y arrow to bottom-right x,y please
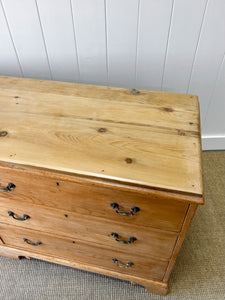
131,89 -> 140,95
0,131 -> 8,137
98,128 -> 107,133
125,158 -> 133,164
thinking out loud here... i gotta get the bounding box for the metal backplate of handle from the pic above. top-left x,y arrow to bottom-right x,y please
0,182 -> 16,192
110,202 -> 140,216
111,232 -> 137,244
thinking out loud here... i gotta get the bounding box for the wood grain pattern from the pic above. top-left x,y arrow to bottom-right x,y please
0,164 -> 188,232
0,76 -> 203,197
163,204 -> 197,283
0,76 -> 204,295
0,244 -> 169,295
0,198 -> 178,260
0,245 -> 21,259
0,222 -> 168,282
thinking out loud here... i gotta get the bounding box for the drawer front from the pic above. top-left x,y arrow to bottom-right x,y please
0,199 -> 177,260
0,223 -> 168,282
0,166 -> 188,232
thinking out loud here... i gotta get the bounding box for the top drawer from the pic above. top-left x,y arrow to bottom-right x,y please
0,165 -> 188,232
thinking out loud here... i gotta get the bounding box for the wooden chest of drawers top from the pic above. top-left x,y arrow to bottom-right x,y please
0,76 -> 203,203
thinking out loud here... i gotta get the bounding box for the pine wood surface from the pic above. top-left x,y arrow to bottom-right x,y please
0,164 -> 188,232
0,77 -> 204,295
162,204 -> 197,283
0,222 -> 168,283
0,76 -> 203,198
0,244 -> 169,295
0,198 -> 178,260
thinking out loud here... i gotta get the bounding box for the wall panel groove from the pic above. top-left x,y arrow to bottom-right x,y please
162,0 -> 208,93
135,0 -> 173,91
0,0 -> 224,149
104,0 -> 109,84
35,0 -> 53,80
0,0 -> 24,77
71,0 -> 107,85
134,0 -> 141,87
70,0 -> 81,82
186,0 -> 209,93
160,0 -> 175,91
203,50 -> 225,135
188,0 -> 225,125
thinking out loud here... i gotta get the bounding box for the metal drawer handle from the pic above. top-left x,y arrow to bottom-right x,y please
112,258 -> 133,268
110,202 -> 140,216
111,232 -> 137,244
8,211 -> 30,221
23,238 -> 41,246
0,183 -> 16,192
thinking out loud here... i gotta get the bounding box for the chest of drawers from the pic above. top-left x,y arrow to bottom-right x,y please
0,76 -> 203,295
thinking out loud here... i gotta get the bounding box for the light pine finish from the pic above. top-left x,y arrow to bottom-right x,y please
0,244 -> 169,295
0,163 -> 189,232
0,76 -> 203,198
0,198 -> 178,260
0,223 -> 168,282
0,245 -> 21,260
0,77 -> 204,295
163,204 -> 197,282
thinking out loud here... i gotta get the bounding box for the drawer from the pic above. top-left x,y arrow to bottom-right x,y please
0,199 -> 177,260
0,223 -> 168,282
0,165 -> 188,232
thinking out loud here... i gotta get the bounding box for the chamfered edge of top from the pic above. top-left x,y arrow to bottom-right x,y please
0,159 -> 204,205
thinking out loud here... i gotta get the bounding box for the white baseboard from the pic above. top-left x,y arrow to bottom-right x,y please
202,135 -> 225,150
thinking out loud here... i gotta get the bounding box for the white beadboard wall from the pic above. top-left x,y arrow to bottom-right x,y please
0,0 -> 225,150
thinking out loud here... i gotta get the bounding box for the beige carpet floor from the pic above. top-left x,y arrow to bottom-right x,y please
0,151 -> 224,300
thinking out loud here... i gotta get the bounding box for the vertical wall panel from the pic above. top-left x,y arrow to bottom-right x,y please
0,3 -> 22,77
106,0 -> 139,88
188,0 -> 225,124
1,0 -> 51,79
203,54 -> 225,135
71,0 -> 107,85
162,0 -> 207,93
136,0 -> 173,91
0,0 -> 224,148
37,0 -> 79,82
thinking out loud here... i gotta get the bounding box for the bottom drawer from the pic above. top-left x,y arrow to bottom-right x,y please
0,223 -> 168,282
